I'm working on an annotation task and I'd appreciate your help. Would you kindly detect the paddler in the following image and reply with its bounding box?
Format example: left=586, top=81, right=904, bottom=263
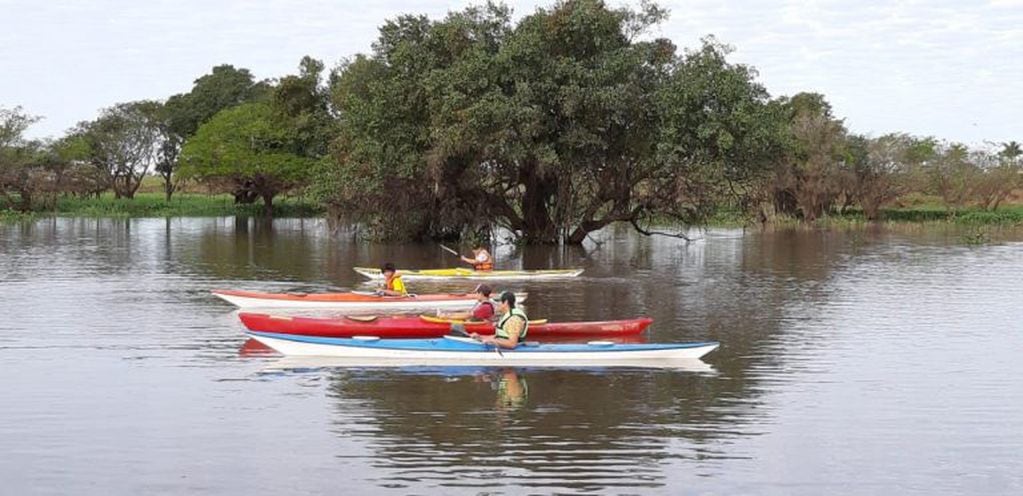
left=440, top=284, right=496, bottom=322
left=460, top=244, right=494, bottom=271
left=470, top=291, right=527, bottom=349
left=375, top=262, right=408, bottom=296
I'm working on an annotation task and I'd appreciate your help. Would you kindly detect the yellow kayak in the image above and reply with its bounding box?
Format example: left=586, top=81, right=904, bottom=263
left=353, top=267, right=584, bottom=280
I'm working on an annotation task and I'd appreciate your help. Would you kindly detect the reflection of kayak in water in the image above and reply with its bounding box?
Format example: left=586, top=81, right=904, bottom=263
left=247, top=331, right=719, bottom=368
left=238, top=338, right=276, bottom=356
left=353, top=267, right=584, bottom=280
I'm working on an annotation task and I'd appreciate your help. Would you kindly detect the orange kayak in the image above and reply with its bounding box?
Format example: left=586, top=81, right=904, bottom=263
left=212, top=289, right=527, bottom=310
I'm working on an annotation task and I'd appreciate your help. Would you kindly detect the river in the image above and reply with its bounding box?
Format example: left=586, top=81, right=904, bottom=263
left=1, top=217, right=1021, bottom=495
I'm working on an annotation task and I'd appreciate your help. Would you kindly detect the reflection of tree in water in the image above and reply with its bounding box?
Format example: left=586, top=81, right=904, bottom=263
left=188, top=217, right=330, bottom=282
left=322, top=365, right=754, bottom=493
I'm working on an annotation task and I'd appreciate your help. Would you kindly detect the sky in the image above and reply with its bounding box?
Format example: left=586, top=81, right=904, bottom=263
left=1, top=0, right=1021, bottom=146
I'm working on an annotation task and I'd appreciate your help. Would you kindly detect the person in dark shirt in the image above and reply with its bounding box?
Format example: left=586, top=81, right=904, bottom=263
left=439, top=284, right=495, bottom=322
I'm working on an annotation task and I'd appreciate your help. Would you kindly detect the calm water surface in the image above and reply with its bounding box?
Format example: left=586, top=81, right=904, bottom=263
left=1, top=217, right=1022, bottom=495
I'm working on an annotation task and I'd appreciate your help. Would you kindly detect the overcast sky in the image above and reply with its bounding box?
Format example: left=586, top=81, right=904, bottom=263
left=1, top=0, right=1020, bottom=145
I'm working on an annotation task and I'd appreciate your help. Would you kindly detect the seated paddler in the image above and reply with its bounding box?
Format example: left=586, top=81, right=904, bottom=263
left=460, top=244, right=494, bottom=271
left=470, top=291, right=528, bottom=349
left=375, top=262, right=407, bottom=296
left=440, top=284, right=496, bottom=322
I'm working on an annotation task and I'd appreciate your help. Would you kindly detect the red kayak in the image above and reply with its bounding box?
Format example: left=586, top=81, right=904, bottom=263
left=238, top=313, right=653, bottom=339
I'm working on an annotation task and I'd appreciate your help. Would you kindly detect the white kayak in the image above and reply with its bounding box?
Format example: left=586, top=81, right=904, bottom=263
left=247, top=331, right=719, bottom=366
left=260, top=355, right=717, bottom=373
left=212, top=289, right=527, bottom=310
left=353, top=267, right=584, bottom=281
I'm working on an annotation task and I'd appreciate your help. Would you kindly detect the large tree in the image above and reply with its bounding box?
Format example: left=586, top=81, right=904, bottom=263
left=0, top=106, right=43, bottom=211
left=769, top=92, right=849, bottom=221
left=77, top=100, right=164, bottom=199
left=178, top=101, right=316, bottom=216
left=324, top=0, right=785, bottom=243
left=160, top=65, right=270, bottom=200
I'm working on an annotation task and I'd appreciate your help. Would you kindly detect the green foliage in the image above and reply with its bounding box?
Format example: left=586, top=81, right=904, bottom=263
left=0, top=207, right=35, bottom=221
left=0, top=106, right=44, bottom=211
left=179, top=101, right=317, bottom=215
left=164, top=65, right=269, bottom=138
left=323, top=0, right=786, bottom=243
left=76, top=100, right=165, bottom=199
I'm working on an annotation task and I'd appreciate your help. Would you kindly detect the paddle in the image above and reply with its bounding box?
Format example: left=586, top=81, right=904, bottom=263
left=447, top=326, right=504, bottom=357
left=440, top=244, right=461, bottom=257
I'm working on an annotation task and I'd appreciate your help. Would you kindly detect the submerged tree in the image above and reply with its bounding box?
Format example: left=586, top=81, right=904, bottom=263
left=323, top=0, right=786, bottom=243
left=768, top=93, right=849, bottom=222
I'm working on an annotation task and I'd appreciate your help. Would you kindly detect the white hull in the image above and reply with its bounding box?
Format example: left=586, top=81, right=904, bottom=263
left=261, top=355, right=717, bottom=372
left=213, top=292, right=485, bottom=310
left=249, top=334, right=719, bottom=364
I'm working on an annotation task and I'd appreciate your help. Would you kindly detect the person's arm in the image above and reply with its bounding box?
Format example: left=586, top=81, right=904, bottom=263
left=460, top=255, right=475, bottom=265
left=480, top=318, right=523, bottom=349
left=379, top=278, right=407, bottom=296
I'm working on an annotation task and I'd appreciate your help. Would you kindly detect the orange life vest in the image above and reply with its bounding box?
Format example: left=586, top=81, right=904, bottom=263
left=473, top=252, right=494, bottom=271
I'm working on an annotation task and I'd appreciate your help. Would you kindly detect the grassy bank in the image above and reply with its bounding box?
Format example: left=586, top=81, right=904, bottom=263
left=2, top=192, right=322, bottom=219
left=704, top=204, right=1023, bottom=228
left=4, top=188, right=1022, bottom=229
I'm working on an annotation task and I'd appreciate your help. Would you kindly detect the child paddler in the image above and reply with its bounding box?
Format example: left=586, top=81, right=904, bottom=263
left=375, top=262, right=407, bottom=296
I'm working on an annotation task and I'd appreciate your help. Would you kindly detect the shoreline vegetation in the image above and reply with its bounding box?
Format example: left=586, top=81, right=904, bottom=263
left=3, top=186, right=1021, bottom=230
left=3, top=1, right=1021, bottom=243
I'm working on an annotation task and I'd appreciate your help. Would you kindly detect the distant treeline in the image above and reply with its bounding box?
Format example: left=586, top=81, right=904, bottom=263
left=1, top=0, right=1020, bottom=243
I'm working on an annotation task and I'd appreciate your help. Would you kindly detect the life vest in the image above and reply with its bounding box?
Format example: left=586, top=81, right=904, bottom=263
left=386, top=274, right=406, bottom=294
left=473, top=252, right=494, bottom=271
left=495, top=308, right=529, bottom=340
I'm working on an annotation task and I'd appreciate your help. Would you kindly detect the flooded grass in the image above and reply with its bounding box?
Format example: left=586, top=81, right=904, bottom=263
left=26, top=192, right=323, bottom=218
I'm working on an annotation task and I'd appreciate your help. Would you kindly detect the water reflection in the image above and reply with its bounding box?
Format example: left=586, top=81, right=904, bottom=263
left=3, top=217, right=1022, bottom=494
left=254, top=364, right=743, bottom=492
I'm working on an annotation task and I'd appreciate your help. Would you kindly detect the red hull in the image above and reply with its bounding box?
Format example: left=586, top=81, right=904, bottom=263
left=238, top=313, right=653, bottom=339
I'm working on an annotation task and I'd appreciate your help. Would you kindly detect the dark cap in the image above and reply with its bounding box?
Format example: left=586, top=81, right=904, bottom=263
left=380, top=262, right=397, bottom=273
left=473, top=284, right=492, bottom=296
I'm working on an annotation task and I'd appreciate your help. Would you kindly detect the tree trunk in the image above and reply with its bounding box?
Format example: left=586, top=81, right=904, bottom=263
left=262, top=192, right=274, bottom=217
left=862, top=198, right=881, bottom=221
left=163, top=174, right=174, bottom=202
left=519, top=163, right=558, bottom=244
left=17, top=187, right=33, bottom=212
